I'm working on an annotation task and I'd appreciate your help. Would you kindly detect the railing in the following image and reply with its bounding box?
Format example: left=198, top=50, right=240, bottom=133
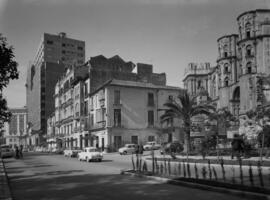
left=131, top=155, right=269, bottom=192
left=91, top=121, right=106, bottom=129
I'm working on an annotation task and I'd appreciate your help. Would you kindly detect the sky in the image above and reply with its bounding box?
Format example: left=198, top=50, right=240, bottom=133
left=0, top=0, right=269, bottom=108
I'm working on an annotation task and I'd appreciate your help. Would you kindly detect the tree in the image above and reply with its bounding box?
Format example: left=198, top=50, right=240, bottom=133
left=160, top=90, right=215, bottom=153
left=246, top=105, right=270, bottom=161
left=209, top=108, right=235, bottom=136
left=207, top=108, right=235, bottom=159
left=0, top=34, right=19, bottom=128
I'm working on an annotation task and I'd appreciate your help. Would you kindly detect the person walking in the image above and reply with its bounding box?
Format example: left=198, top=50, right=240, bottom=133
left=19, top=145, right=23, bottom=158
left=15, top=145, right=19, bottom=159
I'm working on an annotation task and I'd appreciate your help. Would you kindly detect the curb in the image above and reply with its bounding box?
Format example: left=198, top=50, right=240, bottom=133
left=121, top=170, right=270, bottom=200
left=0, top=158, right=13, bottom=200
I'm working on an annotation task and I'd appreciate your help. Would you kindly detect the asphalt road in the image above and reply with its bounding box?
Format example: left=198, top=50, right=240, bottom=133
left=3, top=152, right=247, bottom=200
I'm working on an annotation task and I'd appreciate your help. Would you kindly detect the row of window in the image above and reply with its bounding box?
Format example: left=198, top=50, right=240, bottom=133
left=46, top=40, right=84, bottom=51
left=114, top=135, right=155, bottom=147
left=222, top=44, right=253, bottom=59
left=113, top=109, right=154, bottom=127
left=62, top=50, right=84, bottom=57
left=113, top=90, right=155, bottom=106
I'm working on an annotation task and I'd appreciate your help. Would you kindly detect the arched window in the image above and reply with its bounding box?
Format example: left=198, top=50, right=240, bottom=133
left=223, top=44, right=228, bottom=57
left=246, top=45, right=252, bottom=56
left=224, top=63, right=229, bottom=73
left=246, top=62, right=252, bottom=74
left=197, top=80, right=202, bottom=89
left=212, top=77, right=216, bottom=97
left=245, top=22, right=251, bottom=38
left=75, top=103, right=79, bottom=117
left=224, top=77, right=229, bottom=87
left=238, top=47, right=242, bottom=58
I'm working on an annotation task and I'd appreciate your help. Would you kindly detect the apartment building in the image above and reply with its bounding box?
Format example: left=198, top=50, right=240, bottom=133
left=26, top=32, right=85, bottom=146
left=48, top=55, right=183, bottom=151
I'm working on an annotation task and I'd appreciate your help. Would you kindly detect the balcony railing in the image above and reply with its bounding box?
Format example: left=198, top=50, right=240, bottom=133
left=100, top=99, right=105, bottom=107
left=91, top=121, right=106, bottom=130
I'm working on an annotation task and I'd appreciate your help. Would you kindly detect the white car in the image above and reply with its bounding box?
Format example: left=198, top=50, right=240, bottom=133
left=64, top=147, right=81, bottom=157
left=118, top=144, right=136, bottom=155
left=143, top=142, right=161, bottom=151
left=0, top=145, right=13, bottom=158
left=78, top=147, right=103, bottom=162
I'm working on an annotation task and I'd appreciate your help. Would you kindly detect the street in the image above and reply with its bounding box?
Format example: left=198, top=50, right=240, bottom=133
left=3, top=152, right=247, bottom=200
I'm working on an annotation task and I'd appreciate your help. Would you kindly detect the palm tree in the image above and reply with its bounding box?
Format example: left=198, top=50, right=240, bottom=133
left=160, top=90, right=215, bottom=153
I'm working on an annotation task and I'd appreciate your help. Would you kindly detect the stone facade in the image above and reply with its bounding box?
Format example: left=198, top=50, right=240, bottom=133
left=183, top=10, right=270, bottom=116
left=183, top=9, right=270, bottom=119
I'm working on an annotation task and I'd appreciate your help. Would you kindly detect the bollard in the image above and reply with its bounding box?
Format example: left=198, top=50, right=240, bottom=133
left=178, top=162, right=181, bottom=177
left=212, top=166, right=218, bottom=181
left=208, top=160, right=212, bottom=180
left=220, top=158, right=226, bottom=181
left=131, top=154, right=135, bottom=171
left=239, top=158, right=243, bottom=185
left=248, top=162, right=254, bottom=186
left=142, top=161, right=148, bottom=173
left=160, top=163, right=164, bottom=176
left=231, top=166, right=236, bottom=184
left=164, top=159, right=167, bottom=175
left=202, top=166, right=207, bottom=179
left=194, top=162, right=199, bottom=179
left=139, top=157, right=142, bottom=172
left=174, top=163, right=177, bottom=176
left=187, top=162, right=191, bottom=178
left=257, top=161, right=264, bottom=187
left=183, top=162, right=186, bottom=178
left=168, top=159, right=171, bottom=176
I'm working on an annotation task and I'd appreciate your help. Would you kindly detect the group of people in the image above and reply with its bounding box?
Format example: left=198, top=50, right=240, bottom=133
left=135, top=144, right=144, bottom=155
left=14, top=145, right=23, bottom=159
left=231, top=134, right=252, bottom=159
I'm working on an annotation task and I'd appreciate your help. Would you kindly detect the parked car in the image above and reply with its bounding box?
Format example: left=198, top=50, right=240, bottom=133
left=118, top=144, right=136, bottom=155
left=0, top=145, right=14, bottom=159
left=160, top=142, right=184, bottom=155
left=64, top=147, right=81, bottom=157
left=143, top=141, right=161, bottom=151
left=78, top=147, right=103, bottom=162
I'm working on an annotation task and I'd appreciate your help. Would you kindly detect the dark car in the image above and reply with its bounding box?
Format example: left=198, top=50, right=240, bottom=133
left=160, top=142, right=184, bottom=155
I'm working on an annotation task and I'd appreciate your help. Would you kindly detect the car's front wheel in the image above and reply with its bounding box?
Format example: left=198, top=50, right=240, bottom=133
left=123, top=151, right=127, bottom=155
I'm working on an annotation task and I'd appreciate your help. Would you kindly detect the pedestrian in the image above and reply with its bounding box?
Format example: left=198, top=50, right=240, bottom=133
left=135, top=144, right=139, bottom=155
left=231, top=134, right=243, bottom=159
left=19, top=145, right=23, bottom=158
left=15, top=145, right=19, bottom=159
left=139, top=144, right=144, bottom=155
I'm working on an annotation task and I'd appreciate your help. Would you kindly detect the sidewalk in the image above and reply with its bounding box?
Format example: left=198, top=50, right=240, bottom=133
left=0, top=158, right=12, bottom=200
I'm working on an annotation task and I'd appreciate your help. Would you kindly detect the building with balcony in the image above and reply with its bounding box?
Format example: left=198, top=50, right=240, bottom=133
left=26, top=32, right=85, bottom=146
left=48, top=55, right=182, bottom=151
left=183, top=9, right=270, bottom=140
left=65, top=79, right=182, bottom=151
left=2, top=107, right=27, bottom=148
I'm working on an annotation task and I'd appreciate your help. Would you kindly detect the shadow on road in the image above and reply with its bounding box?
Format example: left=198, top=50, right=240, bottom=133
left=4, top=154, right=246, bottom=200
